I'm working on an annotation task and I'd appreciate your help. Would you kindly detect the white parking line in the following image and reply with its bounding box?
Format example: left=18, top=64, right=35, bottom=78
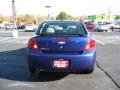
left=0, top=37, right=13, bottom=42
left=95, top=39, right=106, bottom=45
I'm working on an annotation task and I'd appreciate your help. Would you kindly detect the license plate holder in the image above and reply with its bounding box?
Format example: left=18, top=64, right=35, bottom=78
left=53, top=59, right=69, bottom=68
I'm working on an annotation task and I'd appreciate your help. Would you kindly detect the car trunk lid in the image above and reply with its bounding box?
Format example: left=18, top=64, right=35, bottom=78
left=36, top=35, right=87, bottom=54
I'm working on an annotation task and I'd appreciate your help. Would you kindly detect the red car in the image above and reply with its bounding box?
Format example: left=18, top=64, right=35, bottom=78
left=84, top=22, right=94, bottom=31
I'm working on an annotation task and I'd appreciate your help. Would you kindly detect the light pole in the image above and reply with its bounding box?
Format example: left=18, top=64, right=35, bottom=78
left=108, top=6, right=111, bottom=21
left=12, top=0, right=18, bottom=39
left=45, top=5, right=52, bottom=19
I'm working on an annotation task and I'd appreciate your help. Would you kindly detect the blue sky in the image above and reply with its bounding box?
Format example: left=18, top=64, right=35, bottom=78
left=0, top=0, right=120, bottom=16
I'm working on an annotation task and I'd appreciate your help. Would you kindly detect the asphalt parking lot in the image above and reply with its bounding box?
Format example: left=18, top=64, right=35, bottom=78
left=0, top=29, right=120, bottom=90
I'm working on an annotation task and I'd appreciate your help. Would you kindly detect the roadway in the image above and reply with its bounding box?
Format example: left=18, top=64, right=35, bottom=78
left=0, top=29, right=120, bottom=90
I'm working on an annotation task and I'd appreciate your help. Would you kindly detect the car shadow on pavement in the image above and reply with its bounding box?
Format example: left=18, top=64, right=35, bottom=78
left=30, top=72, right=69, bottom=82
left=0, top=48, right=68, bottom=82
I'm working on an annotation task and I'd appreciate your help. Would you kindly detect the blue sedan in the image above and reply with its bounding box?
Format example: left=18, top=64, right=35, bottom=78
left=27, top=20, right=96, bottom=75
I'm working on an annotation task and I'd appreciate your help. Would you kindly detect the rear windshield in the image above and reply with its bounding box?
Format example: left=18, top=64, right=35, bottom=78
left=38, top=22, right=87, bottom=35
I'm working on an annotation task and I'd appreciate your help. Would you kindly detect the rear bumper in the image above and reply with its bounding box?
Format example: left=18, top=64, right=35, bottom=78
left=27, top=49, right=96, bottom=72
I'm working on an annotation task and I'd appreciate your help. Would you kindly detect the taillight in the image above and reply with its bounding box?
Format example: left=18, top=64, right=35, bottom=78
left=84, top=38, right=96, bottom=50
left=28, top=38, right=39, bottom=50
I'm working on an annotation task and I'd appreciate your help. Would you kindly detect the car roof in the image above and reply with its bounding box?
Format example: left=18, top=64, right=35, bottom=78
left=42, top=20, right=83, bottom=24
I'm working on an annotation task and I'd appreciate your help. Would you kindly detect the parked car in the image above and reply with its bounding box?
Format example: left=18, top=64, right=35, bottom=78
left=94, top=23, right=111, bottom=32
left=110, top=22, right=120, bottom=30
left=84, top=22, right=94, bottom=31
left=17, top=25, right=25, bottom=29
left=0, top=23, right=5, bottom=29
left=25, top=24, right=35, bottom=32
left=5, top=23, right=15, bottom=30
left=27, top=20, right=96, bottom=76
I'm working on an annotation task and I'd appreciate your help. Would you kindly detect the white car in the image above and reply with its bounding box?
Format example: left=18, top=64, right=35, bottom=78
left=111, top=23, right=120, bottom=29
left=25, top=24, right=35, bottom=32
left=0, top=23, right=5, bottom=28
left=5, top=23, right=16, bottom=30
left=94, top=23, right=111, bottom=32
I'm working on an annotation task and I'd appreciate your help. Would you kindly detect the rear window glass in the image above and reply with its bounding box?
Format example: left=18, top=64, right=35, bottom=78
left=39, top=22, right=87, bottom=35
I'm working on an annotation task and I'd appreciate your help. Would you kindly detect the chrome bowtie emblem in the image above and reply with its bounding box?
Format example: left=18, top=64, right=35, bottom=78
left=58, top=41, right=66, bottom=45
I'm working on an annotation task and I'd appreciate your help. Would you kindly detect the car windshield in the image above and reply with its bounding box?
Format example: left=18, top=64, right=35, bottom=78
left=39, top=22, right=86, bottom=35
